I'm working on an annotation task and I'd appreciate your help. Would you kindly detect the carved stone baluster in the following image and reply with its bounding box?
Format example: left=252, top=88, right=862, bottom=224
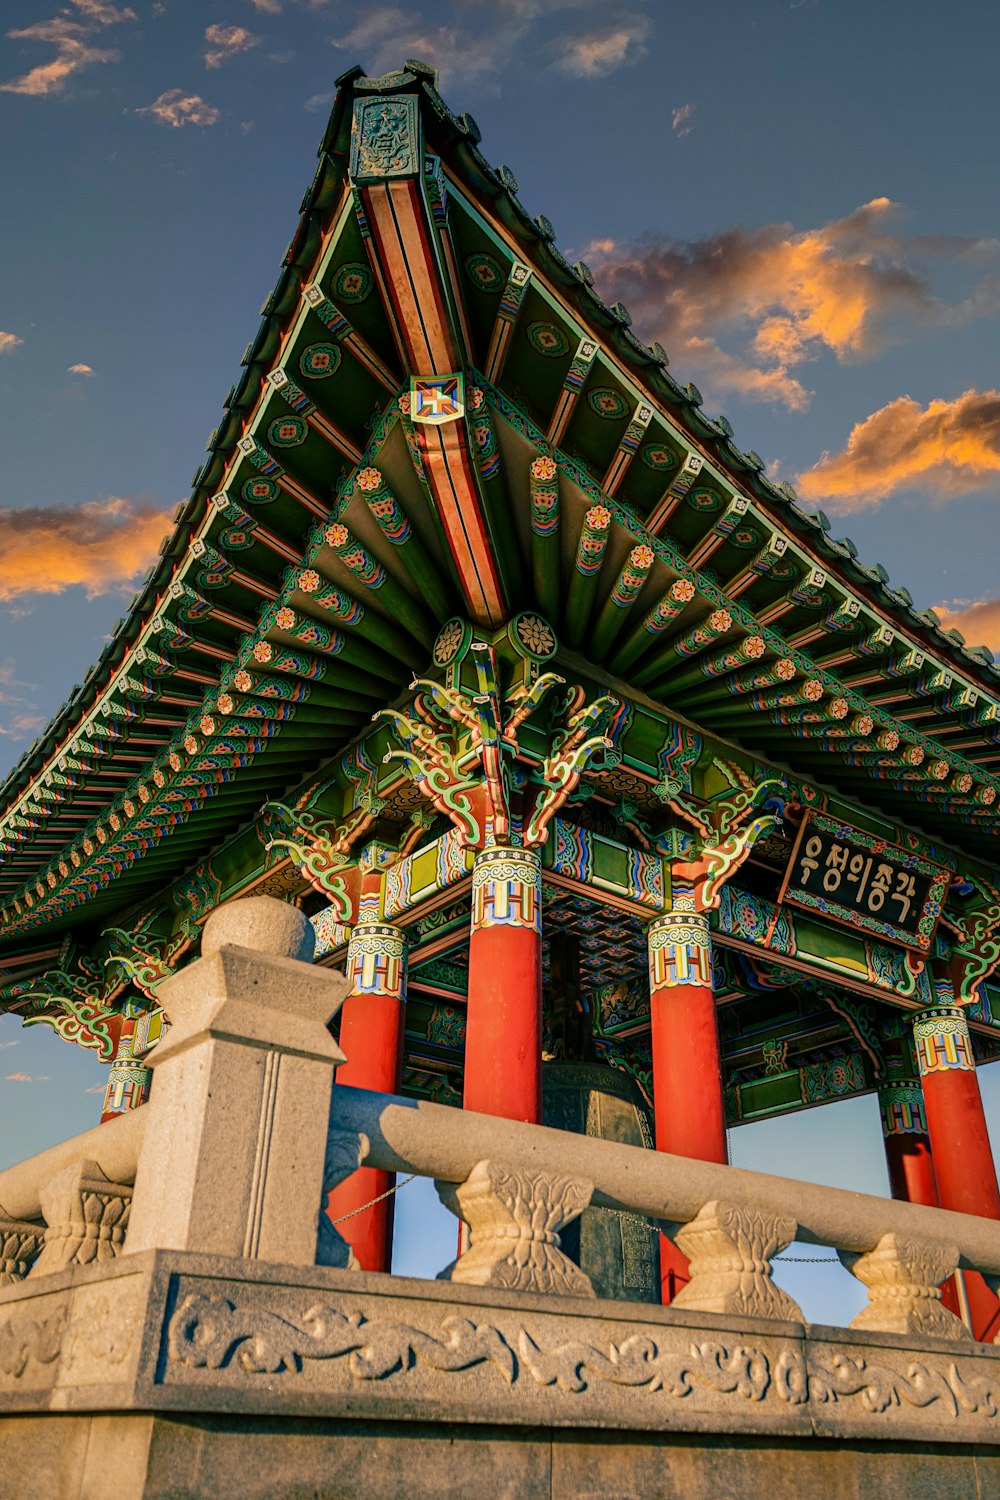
left=839, top=1232, right=971, bottom=1340
left=316, top=1129, right=369, bottom=1271
left=671, top=1199, right=804, bottom=1321
left=436, top=1159, right=596, bottom=1297
left=31, top=1159, right=132, bottom=1276
left=0, top=1213, right=45, bottom=1284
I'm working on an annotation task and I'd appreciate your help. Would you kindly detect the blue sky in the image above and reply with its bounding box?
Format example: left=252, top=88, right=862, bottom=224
left=3, top=0, right=1000, bottom=1317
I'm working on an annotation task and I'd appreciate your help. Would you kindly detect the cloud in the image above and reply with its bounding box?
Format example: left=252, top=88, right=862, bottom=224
left=72, top=0, right=136, bottom=20
left=68, top=362, right=94, bottom=375
left=329, top=1, right=654, bottom=88
left=671, top=102, right=693, bottom=137
left=0, top=332, right=23, bottom=353
left=0, top=496, right=173, bottom=601
left=0, top=0, right=134, bottom=97
left=85, top=1083, right=106, bottom=1093
left=796, top=390, right=1000, bottom=508
left=137, top=89, right=220, bottom=128
left=585, top=199, right=1000, bottom=411
left=303, top=90, right=331, bottom=112
left=551, top=17, right=651, bottom=77
left=5, top=1072, right=48, bottom=1083
left=934, top=598, right=1000, bottom=656
left=250, top=0, right=281, bottom=9
left=0, top=1040, right=19, bottom=1049
left=204, top=23, right=259, bottom=68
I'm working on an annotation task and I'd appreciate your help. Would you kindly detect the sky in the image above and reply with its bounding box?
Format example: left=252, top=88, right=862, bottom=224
left=3, top=0, right=1000, bottom=1324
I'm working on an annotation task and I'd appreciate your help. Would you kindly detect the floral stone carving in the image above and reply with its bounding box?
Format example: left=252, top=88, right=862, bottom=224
left=32, top=1158, right=132, bottom=1276
left=0, top=1215, right=45, bottom=1284
left=839, top=1232, right=970, bottom=1341
left=436, top=1159, right=596, bottom=1297
left=671, top=1200, right=803, bottom=1322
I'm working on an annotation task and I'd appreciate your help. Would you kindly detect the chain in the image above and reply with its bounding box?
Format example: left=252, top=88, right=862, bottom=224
left=328, top=1174, right=418, bottom=1225
left=328, top=1178, right=841, bottom=1259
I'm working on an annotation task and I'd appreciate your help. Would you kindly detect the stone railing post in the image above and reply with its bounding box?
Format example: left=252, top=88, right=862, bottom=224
left=840, top=1232, right=971, bottom=1341
left=669, top=1200, right=804, bottom=1321
left=125, top=896, right=350, bottom=1267
left=0, top=1215, right=45, bottom=1285
left=436, top=1159, right=596, bottom=1297
left=30, top=1160, right=132, bottom=1276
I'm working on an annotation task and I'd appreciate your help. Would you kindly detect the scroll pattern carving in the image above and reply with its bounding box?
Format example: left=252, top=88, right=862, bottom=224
left=0, top=1304, right=67, bottom=1380
left=839, top=1232, right=970, bottom=1341
left=671, top=1200, right=804, bottom=1322
left=32, top=1159, right=132, bottom=1275
left=436, top=1159, right=595, bottom=1297
left=519, top=1331, right=771, bottom=1398
left=162, top=1291, right=1000, bottom=1423
left=168, top=1293, right=515, bottom=1380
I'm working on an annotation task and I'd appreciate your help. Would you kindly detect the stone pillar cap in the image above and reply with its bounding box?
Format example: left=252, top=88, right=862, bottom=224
left=202, top=895, right=315, bottom=963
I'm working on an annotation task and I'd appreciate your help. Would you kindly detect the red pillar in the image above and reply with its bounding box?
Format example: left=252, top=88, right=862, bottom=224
left=647, top=908, right=726, bottom=1303
left=913, top=1003, right=1000, bottom=1340
left=326, top=918, right=408, bottom=1272
left=100, top=1013, right=153, bottom=1124
left=463, top=846, right=542, bottom=1123
left=877, top=1077, right=939, bottom=1208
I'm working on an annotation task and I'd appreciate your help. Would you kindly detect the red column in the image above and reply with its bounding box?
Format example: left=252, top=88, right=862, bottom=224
left=913, top=1003, right=1000, bottom=1340
left=647, top=908, right=726, bottom=1303
left=463, top=846, right=542, bottom=1123
left=326, top=919, right=408, bottom=1272
left=100, top=1013, right=153, bottom=1124
left=877, top=1077, right=939, bottom=1208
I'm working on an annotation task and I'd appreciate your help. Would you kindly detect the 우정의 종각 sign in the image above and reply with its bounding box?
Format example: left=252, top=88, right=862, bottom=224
left=778, top=811, right=951, bottom=952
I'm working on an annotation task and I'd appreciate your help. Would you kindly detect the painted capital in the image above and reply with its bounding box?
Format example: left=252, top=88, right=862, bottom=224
left=345, top=922, right=408, bottom=1002
left=647, top=909, right=712, bottom=990
left=877, top=1079, right=928, bottom=1137
left=912, top=1006, right=976, bottom=1076
left=471, top=846, right=541, bottom=934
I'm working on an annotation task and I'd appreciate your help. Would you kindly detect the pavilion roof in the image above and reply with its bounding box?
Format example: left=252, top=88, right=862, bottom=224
left=1, top=59, right=999, bottom=951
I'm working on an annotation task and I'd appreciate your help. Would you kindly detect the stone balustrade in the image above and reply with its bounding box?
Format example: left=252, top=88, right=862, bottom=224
left=1, top=893, right=998, bottom=1351
left=329, top=1085, right=1000, bottom=1342
left=5, top=895, right=1000, bottom=1496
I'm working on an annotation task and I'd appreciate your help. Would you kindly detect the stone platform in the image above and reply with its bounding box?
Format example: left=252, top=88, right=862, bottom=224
left=4, top=1249, right=1000, bottom=1499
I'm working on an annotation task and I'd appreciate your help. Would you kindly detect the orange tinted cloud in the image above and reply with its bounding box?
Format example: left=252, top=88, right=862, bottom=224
left=934, top=598, right=1000, bottom=655
left=204, top=23, right=259, bottom=68
left=137, top=89, right=220, bottom=128
left=586, top=199, right=999, bottom=411
left=0, top=497, right=172, bottom=601
left=1, top=1, right=133, bottom=97
left=0, top=333, right=22, bottom=353
left=552, top=18, right=651, bottom=78
left=797, top=390, right=1000, bottom=507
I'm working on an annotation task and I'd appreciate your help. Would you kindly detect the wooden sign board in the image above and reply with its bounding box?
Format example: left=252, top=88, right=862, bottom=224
left=778, top=810, right=950, bottom=953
